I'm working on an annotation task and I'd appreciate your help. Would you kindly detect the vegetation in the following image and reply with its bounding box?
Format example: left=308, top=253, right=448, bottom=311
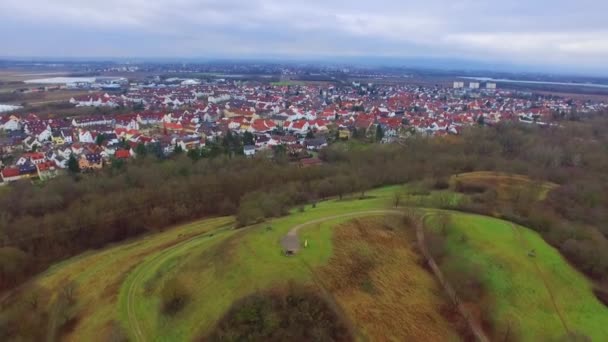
left=2, top=182, right=607, bottom=340
left=1, top=114, right=608, bottom=341
left=203, top=285, right=352, bottom=342
left=425, top=212, right=608, bottom=341
left=0, top=217, right=233, bottom=341
left=317, top=217, right=463, bottom=340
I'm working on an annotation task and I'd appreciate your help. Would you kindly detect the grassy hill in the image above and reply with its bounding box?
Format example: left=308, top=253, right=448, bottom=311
left=425, top=212, right=608, bottom=341
left=2, top=177, right=607, bottom=341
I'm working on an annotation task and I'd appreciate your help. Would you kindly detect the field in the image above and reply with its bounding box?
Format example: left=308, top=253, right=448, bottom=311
left=425, top=212, right=608, bottom=340
left=451, top=171, right=558, bottom=201
left=316, top=217, right=462, bottom=341
left=2, top=175, right=607, bottom=341
left=0, top=217, right=234, bottom=341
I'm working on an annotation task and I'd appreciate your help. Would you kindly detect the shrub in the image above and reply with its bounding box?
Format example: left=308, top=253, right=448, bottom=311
left=203, top=285, right=352, bottom=341
left=160, top=277, right=190, bottom=316
left=454, top=180, right=488, bottom=194
left=433, top=178, right=450, bottom=190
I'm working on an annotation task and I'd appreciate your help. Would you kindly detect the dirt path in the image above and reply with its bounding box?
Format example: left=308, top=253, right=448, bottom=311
left=282, top=209, right=490, bottom=342
left=124, top=227, right=233, bottom=342
left=419, top=214, right=490, bottom=342
left=510, top=224, right=570, bottom=335
left=280, top=210, right=402, bottom=253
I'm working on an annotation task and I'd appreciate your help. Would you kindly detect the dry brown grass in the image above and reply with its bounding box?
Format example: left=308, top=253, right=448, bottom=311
left=317, top=217, right=461, bottom=341
left=452, top=171, right=558, bottom=202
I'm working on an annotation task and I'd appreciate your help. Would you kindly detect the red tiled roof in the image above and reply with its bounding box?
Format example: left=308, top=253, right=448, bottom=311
left=115, top=149, right=130, bottom=159
left=2, top=168, right=20, bottom=178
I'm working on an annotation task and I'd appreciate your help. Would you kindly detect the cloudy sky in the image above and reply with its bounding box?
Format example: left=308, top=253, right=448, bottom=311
left=2, top=0, right=607, bottom=73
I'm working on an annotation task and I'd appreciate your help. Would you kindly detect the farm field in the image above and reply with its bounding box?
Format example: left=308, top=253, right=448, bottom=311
left=425, top=212, right=608, bottom=341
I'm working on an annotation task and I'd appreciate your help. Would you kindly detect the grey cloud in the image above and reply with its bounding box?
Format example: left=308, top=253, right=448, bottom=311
left=2, top=0, right=608, bottom=72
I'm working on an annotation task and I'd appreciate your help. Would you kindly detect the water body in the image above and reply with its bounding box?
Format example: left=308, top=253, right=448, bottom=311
left=461, top=77, right=608, bottom=89
left=24, top=77, right=97, bottom=84
left=23, top=76, right=126, bottom=84
left=0, top=104, right=21, bottom=113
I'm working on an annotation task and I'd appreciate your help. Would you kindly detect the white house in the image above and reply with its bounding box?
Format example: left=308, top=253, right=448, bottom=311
left=78, top=130, right=95, bottom=143
left=36, top=128, right=53, bottom=142
left=1, top=116, right=21, bottom=131
left=243, top=145, right=256, bottom=156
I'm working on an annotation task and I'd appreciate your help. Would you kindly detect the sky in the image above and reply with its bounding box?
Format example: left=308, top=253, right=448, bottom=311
left=2, top=0, right=608, bottom=74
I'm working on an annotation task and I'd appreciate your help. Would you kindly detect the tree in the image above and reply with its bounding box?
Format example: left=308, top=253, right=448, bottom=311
left=375, top=125, right=384, bottom=142
left=187, top=147, right=201, bottom=161
left=95, top=133, right=106, bottom=146
left=393, top=190, right=403, bottom=208
left=132, top=102, right=145, bottom=111
left=243, top=131, right=255, bottom=146
left=135, top=143, right=147, bottom=158
left=334, top=176, right=351, bottom=200
left=306, top=130, right=315, bottom=139
left=174, top=144, right=184, bottom=155
left=67, top=154, right=80, bottom=173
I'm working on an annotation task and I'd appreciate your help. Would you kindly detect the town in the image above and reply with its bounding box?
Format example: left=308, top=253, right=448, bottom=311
left=1, top=73, right=606, bottom=184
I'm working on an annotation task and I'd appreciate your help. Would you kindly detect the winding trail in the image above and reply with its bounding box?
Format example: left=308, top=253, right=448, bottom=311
left=123, top=226, right=233, bottom=342
left=282, top=208, right=490, bottom=342
left=280, top=210, right=402, bottom=253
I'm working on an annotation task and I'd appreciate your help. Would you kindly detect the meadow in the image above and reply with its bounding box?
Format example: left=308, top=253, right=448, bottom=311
left=425, top=212, right=608, bottom=341
left=2, top=177, right=608, bottom=341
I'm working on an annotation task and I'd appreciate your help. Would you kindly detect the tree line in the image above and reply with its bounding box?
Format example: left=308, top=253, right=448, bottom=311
left=1, top=113, right=608, bottom=293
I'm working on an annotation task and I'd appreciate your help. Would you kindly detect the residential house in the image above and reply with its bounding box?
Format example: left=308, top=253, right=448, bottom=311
left=79, top=153, right=103, bottom=171
left=243, top=145, right=256, bottom=157
left=304, top=137, right=328, bottom=151
left=36, top=161, right=59, bottom=181
left=1, top=167, right=22, bottom=183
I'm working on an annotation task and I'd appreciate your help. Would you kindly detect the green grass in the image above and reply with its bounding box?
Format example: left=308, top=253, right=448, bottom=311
left=119, top=190, right=401, bottom=341
left=4, top=182, right=605, bottom=341
left=426, top=212, right=608, bottom=341
left=12, top=217, right=234, bottom=342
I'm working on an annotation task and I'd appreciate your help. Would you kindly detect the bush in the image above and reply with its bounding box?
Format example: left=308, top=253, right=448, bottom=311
left=236, top=204, right=265, bottom=227
left=203, top=285, right=352, bottom=341
left=454, top=180, right=488, bottom=194
left=433, top=178, right=450, bottom=190
left=160, top=277, right=190, bottom=316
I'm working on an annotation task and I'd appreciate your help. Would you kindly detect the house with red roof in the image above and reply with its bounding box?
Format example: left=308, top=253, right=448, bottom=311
left=36, top=161, right=59, bottom=181
left=1, top=167, right=22, bottom=183
left=285, top=120, right=310, bottom=135
left=248, top=119, right=277, bottom=133
left=115, top=149, right=131, bottom=160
